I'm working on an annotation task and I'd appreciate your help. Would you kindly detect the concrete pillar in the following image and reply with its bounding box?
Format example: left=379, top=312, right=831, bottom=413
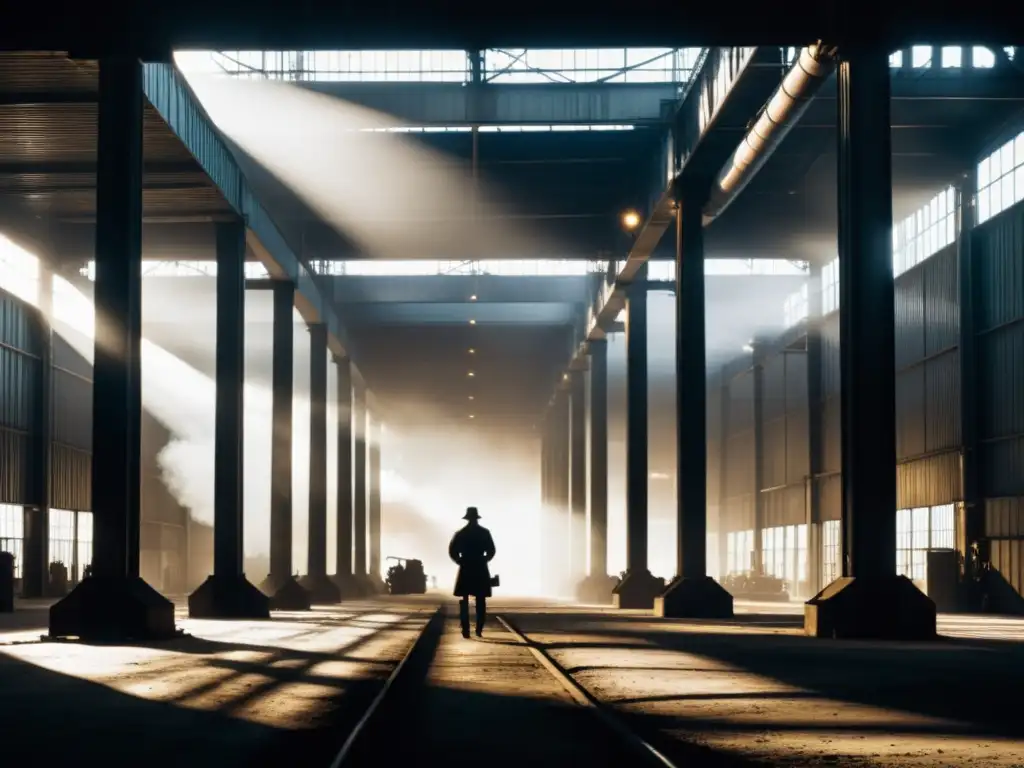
left=188, top=221, right=269, bottom=619
left=613, top=266, right=662, bottom=608
left=297, top=323, right=340, bottom=603
left=577, top=339, right=616, bottom=603
left=569, top=369, right=587, bottom=582
left=50, top=57, right=176, bottom=640
left=804, top=49, right=935, bottom=639
left=353, top=380, right=369, bottom=591
left=806, top=262, right=825, bottom=593
left=553, top=389, right=571, bottom=592
left=23, top=264, right=52, bottom=599
left=333, top=357, right=361, bottom=597
left=656, top=193, right=733, bottom=618
left=259, top=280, right=310, bottom=609
left=367, top=416, right=386, bottom=593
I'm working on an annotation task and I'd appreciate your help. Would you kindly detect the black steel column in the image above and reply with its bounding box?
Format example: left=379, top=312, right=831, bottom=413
left=353, top=380, right=368, bottom=585
left=806, top=262, right=825, bottom=593
left=625, top=278, right=648, bottom=574
left=957, top=170, right=982, bottom=597
left=656, top=195, right=732, bottom=617
left=614, top=266, right=662, bottom=608
left=588, top=340, right=609, bottom=580
left=752, top=358, right=765, bottom=572
left=569, top=369, right=587, bottom=582
left=49, top=57, right=176, bottom=640
left=24, top=265, right=52, bottom=598
left=804, top=48, right=935, bottom=639
left=188, top=221, right=269, bottom=618
left=368, top=416, right=383, bottom=591
left=299, top=323, right=339, bottom=603
left=717, top=375, right=731, bottom=577
left=258, top=280, right=310, bottom=609
left=552, top=389, right=571, bottom=592
left=334, top=357, right=359, bottom=597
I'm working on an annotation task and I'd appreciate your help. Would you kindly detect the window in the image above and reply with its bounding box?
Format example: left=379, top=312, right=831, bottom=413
left=483, top=48, right=703, bottom=84
left=49, top=509, right=75, bottom=571
left=0, top=233, right=41, bottom=305
left=726, top=529, right=754, bottom=575
left=896, top=504, right=956, bottom=584
left=972, top=46, right=996, bottom=68
left=821, top=258, right=840, bottom=315
left=0, top=504, right=24, bottom=580
left=941, top=47, right=962, bottom=68
left=795, top=524, right=808, bottom=589
left=977, top=129, right=1024, bottom=224
left=889, top=51, right=904, bottom=68
left=177, top=50, right=471, bottom=83
left=821, top=520, right=841, bottom=586
left=783, top=282, right=809, bottom=328
left=892, top=186, right=957, bottom=277
left=911, top=46, right=933, bottom=68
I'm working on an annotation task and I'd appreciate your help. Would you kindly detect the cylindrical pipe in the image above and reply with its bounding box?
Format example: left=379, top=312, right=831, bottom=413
left=703, top=44, right=838, bottom=224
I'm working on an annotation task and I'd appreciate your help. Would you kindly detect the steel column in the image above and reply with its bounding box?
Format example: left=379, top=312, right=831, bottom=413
left=49, top=56, right=177, bottom=641
left=569, top=369, right=587, bottom=581
left=751, top=359, right=765, bottom=573
left=353, top=381, right=368, bottom=579
left=624, top=276, right=648, bottom=574
left=269, top=280, right=294, bottom=581
left=334, top=357, right=356, bottom=595
left=368, top=417, right=383, bottom=589
left=804, top=48, right=935, bottom=639
left=806, top=261, right=825, bottom=592
left=588, top=339, right=609, bottom=578
left=258, top=280, right=310, bottom=609
left=24, top=266, right=52, bottom=598
left=299, top=323, right=340, bottom=602
left=655, top=195, right=732, bottom=618
left=551, top=389, right=570, bottom=592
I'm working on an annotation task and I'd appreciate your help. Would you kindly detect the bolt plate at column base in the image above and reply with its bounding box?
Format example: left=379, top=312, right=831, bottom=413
left=298, top=573, right=342, bottom=604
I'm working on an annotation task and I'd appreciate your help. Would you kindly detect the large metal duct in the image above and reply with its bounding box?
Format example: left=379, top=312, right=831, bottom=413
left=703, top=43, right=839, bottom=224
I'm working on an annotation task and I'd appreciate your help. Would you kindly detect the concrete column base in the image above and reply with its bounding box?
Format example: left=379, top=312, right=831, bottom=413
left=654, top=575, right=734, bottom=619
left=188, top=574, right=270, bottom=620
left=804, top=575, right=937, bottom=640
left=612, top=569, right=665, bottom=610
left=298, top=573, right=342, bottom=604
left=332, top=573, right=366, bottom=599
left=49, top=575, right=178, bottom=641
left=258, top=573, right=311, bottom=611
left=576, top=573, right=619, bottom=605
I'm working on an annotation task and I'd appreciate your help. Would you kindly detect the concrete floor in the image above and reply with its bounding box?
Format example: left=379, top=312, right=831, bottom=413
left=2, top=596, right=1023, bottom=766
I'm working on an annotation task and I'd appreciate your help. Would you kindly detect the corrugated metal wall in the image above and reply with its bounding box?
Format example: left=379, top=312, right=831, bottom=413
left=894, top=243, right=963, bottom=508
left=51, top=334, right=92, bottom=510
left=721, top=368, right=755, bottom=531
left=0, top=288, right=38, bottom=504
left=975, top=203, right=1024, bottom=499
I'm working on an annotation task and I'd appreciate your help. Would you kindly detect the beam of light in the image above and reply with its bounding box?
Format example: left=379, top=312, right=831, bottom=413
left=180, top=72, right=559, bottom=260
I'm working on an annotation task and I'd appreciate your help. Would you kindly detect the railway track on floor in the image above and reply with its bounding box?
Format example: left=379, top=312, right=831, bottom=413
left=329, top=605, right=678, bottom=768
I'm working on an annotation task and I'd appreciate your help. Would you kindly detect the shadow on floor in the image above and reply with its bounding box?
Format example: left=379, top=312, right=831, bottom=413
left=513, top=612, right=1024, bottom=742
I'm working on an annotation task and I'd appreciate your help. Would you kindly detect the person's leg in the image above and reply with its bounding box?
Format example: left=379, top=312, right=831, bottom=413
left=475, top=595, right=486, bottom=636
left=459, top=596, right=470, bottom=637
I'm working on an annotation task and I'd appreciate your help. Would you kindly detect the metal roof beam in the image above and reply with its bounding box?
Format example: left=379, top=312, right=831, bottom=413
left=140, top=62, right=369, bottom=393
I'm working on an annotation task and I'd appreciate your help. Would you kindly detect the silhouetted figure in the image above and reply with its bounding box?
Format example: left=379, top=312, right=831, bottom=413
left=449, top=507, right=496, bottom=638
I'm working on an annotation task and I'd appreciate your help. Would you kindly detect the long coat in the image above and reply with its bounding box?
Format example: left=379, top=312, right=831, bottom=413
left=449, top=523, right=496, bottom=598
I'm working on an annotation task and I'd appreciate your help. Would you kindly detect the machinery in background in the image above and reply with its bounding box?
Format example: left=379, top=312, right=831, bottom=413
left=385, top=556, right=428, bottom=595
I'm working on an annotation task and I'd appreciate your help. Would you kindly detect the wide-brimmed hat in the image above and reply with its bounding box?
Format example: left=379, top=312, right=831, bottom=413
left=463, top=507, right=481, bottom=520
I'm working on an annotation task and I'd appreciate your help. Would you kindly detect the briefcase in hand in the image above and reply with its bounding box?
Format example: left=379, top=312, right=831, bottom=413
left=490, top=574, right=500, bottom=588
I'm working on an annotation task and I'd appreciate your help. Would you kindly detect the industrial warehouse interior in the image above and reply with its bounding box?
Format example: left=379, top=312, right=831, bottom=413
left=2, top=10, right=1024, bottom=766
